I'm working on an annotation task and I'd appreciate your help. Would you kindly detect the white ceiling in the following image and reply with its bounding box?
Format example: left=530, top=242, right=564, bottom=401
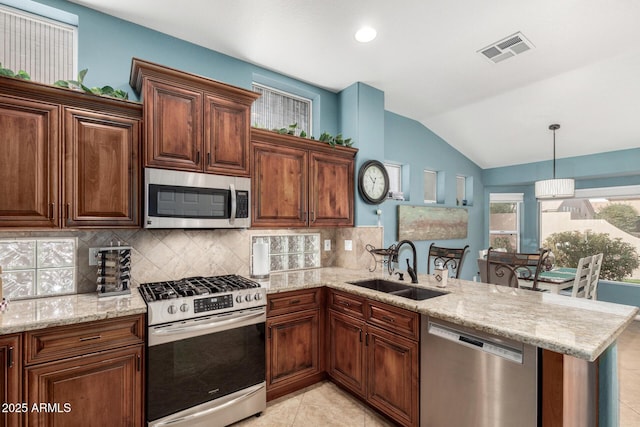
left=70, top=0, right=640, bottom=169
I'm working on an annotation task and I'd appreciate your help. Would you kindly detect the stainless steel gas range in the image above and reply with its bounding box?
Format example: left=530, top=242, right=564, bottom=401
left=139, top=275, right=267, bottom=427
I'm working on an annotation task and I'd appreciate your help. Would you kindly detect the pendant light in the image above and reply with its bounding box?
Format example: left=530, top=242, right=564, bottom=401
left=535, top=124, right=575, bottom=199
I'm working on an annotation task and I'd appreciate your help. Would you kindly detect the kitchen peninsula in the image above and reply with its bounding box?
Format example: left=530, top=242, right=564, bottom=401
left=1, top=267, right=636, bottom=427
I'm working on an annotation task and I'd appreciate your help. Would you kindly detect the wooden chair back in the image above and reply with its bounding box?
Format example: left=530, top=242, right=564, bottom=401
left=427, top=243, right=469, bottom=279
left=569, top=255, right=593, bottom=298
left=586, top=253, right=604, bottom=300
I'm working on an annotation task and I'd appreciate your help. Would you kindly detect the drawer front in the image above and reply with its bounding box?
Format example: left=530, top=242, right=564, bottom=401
left=328, top=289, right=366, bottom=320
left=366, top=300, right=419, bottom=341
left=24, top=314, right=145, bottom=365
left=267, top=288, right=322, bottom=317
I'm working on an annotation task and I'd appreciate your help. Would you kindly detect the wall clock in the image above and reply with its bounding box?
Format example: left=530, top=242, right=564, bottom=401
left=357, top=160, right=389, bottom=204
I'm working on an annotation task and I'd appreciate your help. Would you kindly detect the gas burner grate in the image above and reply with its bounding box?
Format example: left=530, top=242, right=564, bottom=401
left=139, top=274, right=261, bottom=302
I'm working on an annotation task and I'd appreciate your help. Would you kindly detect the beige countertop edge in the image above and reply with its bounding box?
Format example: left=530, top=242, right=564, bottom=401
left=0, top=292, right=148, bottom=335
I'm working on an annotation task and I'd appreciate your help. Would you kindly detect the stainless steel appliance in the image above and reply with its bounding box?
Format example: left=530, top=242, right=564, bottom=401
left=139, top=275, right=266, bottom=427
left=144, top=167, right=250, bottom=229
left=421, top=317, right=538, bottom=427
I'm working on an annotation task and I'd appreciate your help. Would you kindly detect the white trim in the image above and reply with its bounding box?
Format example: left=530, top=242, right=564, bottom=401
left=575, top=185, right=640, bottom=199
left=490, top=192, right=524, bottom=203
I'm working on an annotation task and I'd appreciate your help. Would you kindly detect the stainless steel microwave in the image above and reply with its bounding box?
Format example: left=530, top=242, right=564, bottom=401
left=144, top=168, right=250, bottom=229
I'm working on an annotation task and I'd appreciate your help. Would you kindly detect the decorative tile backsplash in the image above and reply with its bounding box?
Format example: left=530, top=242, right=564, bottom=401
left=0, top=227, right=383, bottom=296
left=0, top=238, right=76, bottom=299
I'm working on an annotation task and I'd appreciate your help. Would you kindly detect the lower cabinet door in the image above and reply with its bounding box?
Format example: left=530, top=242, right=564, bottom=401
left=267, top=309, right=321, bottom=399
left=328, top=310, right=366, bottom=397
left=366, top=325, right=418, bottom=427
left=0, top=334, right=22, bottom=427
left=24, top=345, right=143, bottom=427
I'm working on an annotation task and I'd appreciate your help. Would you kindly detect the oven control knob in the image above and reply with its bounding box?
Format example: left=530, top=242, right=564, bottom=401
left=236, top=295, right=243, bottom=303
left=245, top=294, right=252, bottom=302
left=254, top=293, right=262, bottom=301
left=167, top=305, right=177, bottom=314
left=180, top=303, right=189, bottom=313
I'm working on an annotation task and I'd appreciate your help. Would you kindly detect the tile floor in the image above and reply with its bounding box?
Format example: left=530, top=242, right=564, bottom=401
left=234, top=320, right=640, bottom=427
left=619, top=320, right=640, bottom=426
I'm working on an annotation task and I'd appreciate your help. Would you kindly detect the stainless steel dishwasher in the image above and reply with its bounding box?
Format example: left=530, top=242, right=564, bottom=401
left=421, top=317, right=538, bottom=427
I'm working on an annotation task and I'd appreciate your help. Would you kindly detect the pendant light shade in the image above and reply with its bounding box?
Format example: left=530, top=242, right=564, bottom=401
left=535, top=124, right=575, bottom=199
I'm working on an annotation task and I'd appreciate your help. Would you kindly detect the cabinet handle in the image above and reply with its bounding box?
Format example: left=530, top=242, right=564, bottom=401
left=137, top=354, right=141, bottom=372
left=79, top=335, right=101, bottom=342
left=7, top=346, right=13, bottom=368
left=359, top=329, right=363, bottom=342
left=268, top=326, right=272, bottom=340
left=65, top=203, right=70, bottom=224
left=48, top=203, right=54, bottom=220
left=207, top=152, right=211, bottom=166
left=365, top=333, right=369, bottom=346
left=289, top=299, right=300, bottom=305
left=382, top=315, right=396, bottom=323
left=338, top=300, right=350, bottom=307
left=311, top=211, right=316, bottom=222
left=196, top=151, right=201, bottom=164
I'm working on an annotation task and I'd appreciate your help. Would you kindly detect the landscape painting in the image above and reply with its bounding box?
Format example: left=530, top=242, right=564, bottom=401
left=398, top=205, right=468, bottom=241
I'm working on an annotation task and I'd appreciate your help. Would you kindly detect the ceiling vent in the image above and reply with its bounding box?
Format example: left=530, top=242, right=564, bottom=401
left=478, top=32, right=534, bottom=64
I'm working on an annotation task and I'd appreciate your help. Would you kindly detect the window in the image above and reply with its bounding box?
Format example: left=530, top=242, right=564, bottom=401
left=457, top=175, right=466, bottom=205
left=539, top=185, right=640, bottom=283
left=251, top=83, right=312, bottom=137
left=0, top=3, right=78, bottom=84
left=0, top=237, right=77, bottom=299
left=424, top=170, right=437, bottom=203
left=384, top=162, right=402, bottom=199
left=489, top=193, right=522, bottom=252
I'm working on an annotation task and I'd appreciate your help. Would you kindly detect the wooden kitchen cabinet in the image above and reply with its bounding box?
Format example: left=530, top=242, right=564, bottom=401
left=0, top=334, right=22, bottom=427
left=327, top=290, right=419, bottom=427
left=0, top=76, right=142, bottom=230
left=266, top=288, right=325, bottom=400
left=23, top=314, right=145, bottom=427
left=0, top=95, right=59, bottom=228
left=251, top=128, right=356, bottom=228
left=64, top=108, right=140, bottom=227
left=130, top=58, right=260, bottom=176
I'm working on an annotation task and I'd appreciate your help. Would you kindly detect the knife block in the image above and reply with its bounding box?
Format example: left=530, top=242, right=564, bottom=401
left=95, top=246, right=132, bottom=297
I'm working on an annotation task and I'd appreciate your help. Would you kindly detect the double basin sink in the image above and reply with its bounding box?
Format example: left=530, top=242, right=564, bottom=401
left=348, top=279, right=447, bottom=301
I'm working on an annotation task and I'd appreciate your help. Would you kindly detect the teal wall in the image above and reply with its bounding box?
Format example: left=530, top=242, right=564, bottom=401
left=24, top=1, right=639, bottom=287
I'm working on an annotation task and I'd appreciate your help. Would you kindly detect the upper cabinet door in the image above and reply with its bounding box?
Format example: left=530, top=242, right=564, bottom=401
left=252, top=141, right=308, bottom=228
left=0, top=96, right=59, bottom=228
left=144, top=79, right=202, bottom=171
left=64, top=108, right=140, bottom=228
left=204, top=94, right=251, bottom=176
left=309, top=152, right=354, bottom=227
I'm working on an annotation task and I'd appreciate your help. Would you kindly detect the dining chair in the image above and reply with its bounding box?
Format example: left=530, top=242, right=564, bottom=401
left=586, top=253, right=604, bottom=300
left=481, top=247, right=550, bottom=290
left=477, top=258, right=521, bottom=288
left=427, top=243, right=469, bottom=279
left=559, top=253, right=604, bottom=299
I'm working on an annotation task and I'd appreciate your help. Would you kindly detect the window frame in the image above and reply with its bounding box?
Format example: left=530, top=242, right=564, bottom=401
left=489, top=193, right=523, bottom=252
left=423, top=169, right=438, bottom=204
left=251, top=82, right=313, bottom=136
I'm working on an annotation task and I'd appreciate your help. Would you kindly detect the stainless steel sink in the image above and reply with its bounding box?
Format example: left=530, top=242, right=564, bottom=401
left=348, top=279, right=447, bottom=301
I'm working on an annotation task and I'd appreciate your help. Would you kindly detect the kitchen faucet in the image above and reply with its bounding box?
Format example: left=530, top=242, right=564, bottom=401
left=393, top=240, right=418, bottom=283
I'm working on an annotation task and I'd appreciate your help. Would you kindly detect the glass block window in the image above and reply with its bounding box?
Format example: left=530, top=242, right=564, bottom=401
left=0, top=4, right=78, bottom=84
left=252, top=233, right=320, bottom=273
left=251, top=83, right=312, bottom=137
left=0, top=238, right=76, bottom=300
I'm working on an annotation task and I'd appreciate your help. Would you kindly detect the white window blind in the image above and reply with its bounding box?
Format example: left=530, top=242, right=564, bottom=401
left=251, top=83, right=312, bottom=136
left=0, top=4, right=77, bottom=84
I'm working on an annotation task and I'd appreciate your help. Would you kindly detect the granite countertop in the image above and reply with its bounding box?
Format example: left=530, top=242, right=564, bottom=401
left=260, top=267, right=639, bottom=362
left=0, top=291, right=147, bottom=334
left=1, top=267, right=637, bottom=362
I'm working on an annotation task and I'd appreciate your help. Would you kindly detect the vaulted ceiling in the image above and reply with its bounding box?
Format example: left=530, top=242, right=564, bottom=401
left=70, top=0, right=640, bottom=168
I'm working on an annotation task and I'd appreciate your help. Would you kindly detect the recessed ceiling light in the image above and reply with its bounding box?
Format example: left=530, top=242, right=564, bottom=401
left=355, top=26, right=377, bottom=43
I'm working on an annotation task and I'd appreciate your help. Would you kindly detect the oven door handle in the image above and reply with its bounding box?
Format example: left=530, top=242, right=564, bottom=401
left=151, top=309, right=265, bottom=338
left=229, top=183, right=236, bottom=225
left=152, top=382, right=264, bottom=426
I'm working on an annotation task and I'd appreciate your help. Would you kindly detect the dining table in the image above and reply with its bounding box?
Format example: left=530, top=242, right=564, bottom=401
left=520, top=267, right=577, bottom=294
